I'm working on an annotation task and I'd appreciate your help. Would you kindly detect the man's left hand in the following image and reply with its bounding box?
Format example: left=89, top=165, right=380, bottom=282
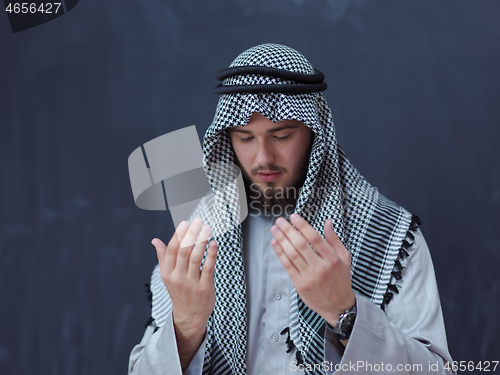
left=270, top=213, right=356, bottom=327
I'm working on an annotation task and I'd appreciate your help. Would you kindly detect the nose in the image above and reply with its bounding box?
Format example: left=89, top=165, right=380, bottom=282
left=255, top=139, right=275, bottom=167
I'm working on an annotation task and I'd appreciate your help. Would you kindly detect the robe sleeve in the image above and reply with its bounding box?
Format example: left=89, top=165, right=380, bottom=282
left=128, top=311, right=206, bottom=375
left=323, top=228, right=456, bottom=374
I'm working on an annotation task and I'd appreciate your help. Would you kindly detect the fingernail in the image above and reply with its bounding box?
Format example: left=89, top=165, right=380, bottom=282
left=151, top=239, right=159, bottom=247
left=271, top=225, right=279, bottom=233
left=290, top=214, right=300, bottom=223
left=276, top=217, right=286, bottom=226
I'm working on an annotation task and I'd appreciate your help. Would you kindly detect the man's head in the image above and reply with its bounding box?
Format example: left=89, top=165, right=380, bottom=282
left=228, top=112, right=314, bottom=212
left=204, top=43, right=333, bottom=221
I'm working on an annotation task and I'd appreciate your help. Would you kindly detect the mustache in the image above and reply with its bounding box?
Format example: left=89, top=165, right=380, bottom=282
left=251, top=165, right=286, bottom=175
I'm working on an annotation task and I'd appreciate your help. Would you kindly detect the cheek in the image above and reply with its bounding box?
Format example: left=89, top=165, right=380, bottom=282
left=281, top=142, right=308, bottom=166
left=232, top=144, right=255, bottom=170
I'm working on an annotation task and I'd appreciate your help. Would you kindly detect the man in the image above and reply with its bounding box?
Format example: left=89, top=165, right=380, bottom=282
left=129, top=44, right=454, bottom=374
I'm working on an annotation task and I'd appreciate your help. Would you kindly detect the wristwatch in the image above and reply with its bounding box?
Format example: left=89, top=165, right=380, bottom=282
left=326, top=302, right=357, bottom=341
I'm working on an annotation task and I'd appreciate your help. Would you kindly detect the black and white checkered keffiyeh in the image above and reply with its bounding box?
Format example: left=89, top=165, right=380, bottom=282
left=148, top=44, right=420, bottom=374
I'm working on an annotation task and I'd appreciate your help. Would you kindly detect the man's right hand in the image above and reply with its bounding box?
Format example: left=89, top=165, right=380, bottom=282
left=151, top=218, right=218, bottom=371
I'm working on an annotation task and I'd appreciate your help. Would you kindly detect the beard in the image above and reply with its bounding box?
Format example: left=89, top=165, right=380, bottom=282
left=239, top=153, right=311, bottom=218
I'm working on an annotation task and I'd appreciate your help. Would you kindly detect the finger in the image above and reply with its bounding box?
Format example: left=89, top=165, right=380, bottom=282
left=155, top=221, right=189, bottom=274
left=275, top=216, right=321, bottom=265
left=168, top=220, right=190, bottom=250
left=200, top=240, right=218, bottom=283
left=187, top=224, right=211, bottom=281
left=289, top=214, right=330, bottom=258
left=271, top=238, right=301, bottom=278
left=324, top=219, right=350, bottom=263
left=180, top=218, right=204, bottom=248
left=270, top=223, right=309, bottom=270
left=176, top=218, right=204, bottom=273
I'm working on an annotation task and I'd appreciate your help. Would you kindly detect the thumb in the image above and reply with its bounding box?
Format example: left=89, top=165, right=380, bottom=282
left=152, top=238, right=167, bottom=261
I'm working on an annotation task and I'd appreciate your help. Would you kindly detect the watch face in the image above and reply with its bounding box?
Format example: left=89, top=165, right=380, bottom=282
left=339, top=312, right=356, bottom=335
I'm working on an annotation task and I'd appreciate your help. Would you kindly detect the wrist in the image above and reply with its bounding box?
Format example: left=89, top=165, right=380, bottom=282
left=326, top=299, right=357, bottom=341
left=172, top=311, right=208, bottom=337
left=172, top=311, right=208, bottom=373
left=325, top=294, right=357, bottom=327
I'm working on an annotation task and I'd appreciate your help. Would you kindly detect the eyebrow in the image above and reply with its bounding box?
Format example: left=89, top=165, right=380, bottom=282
left=228, top=124, right=299, bottom=134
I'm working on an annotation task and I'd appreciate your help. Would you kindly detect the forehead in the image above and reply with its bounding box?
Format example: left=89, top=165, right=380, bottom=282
left=228, top=113, right=308, bottom=134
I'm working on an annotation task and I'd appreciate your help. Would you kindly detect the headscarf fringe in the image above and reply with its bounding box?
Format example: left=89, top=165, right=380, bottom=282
left=144, top=283, right=156, bottom=329
left=381, top=215, right=421, bottom=311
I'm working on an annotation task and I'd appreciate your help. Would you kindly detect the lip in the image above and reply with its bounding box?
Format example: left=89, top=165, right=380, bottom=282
left=257, top=172, right=282, bottom=181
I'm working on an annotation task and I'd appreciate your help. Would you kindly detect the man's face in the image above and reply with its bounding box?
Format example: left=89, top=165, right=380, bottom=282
left=228, top=112, right=314, bottom=209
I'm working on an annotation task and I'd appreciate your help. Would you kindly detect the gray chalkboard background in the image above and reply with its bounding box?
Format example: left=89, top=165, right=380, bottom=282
left=1, top=0, right=499, bottom=374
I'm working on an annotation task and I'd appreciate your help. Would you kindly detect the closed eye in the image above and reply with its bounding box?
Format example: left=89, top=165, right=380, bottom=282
left=239, top=135, right=290, bottom=142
